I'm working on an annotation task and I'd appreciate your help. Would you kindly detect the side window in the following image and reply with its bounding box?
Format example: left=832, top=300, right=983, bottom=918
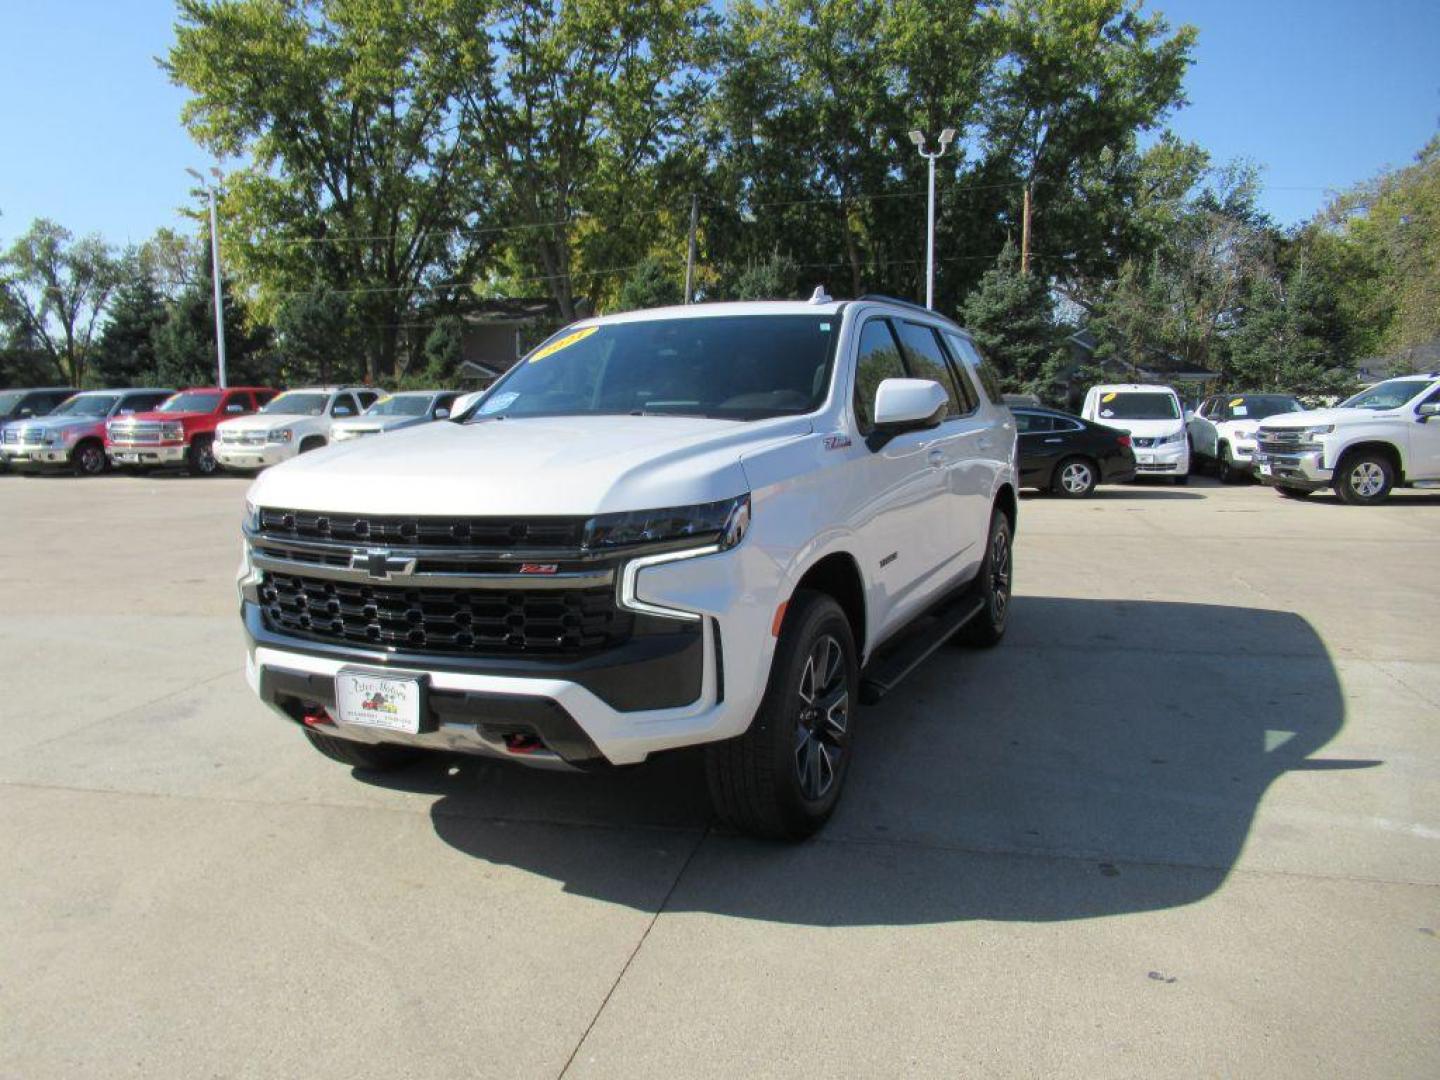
left=852, top=319, right=907, bottom=433
left=44, top=391, right=72, bottom=411
left=1015, top=412, right=1055, bottom=434
left=331, top=393, right=359, bottom=416
left=895, top=322, right=963, bottom=417
left=945, top=333, right=1002, bottom=408
left=1423, top=384, right=1440, bottom=406
left=254, top=390, right=277, bottom=408
left=356, top=390, right=380, bottom=410
left=435, top=393, right=458, bottom=415
left=223, top=392, right=252, bottom=414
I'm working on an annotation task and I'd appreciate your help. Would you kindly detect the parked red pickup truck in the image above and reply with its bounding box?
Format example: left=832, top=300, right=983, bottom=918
left=106, top=386, right=278, bottom=476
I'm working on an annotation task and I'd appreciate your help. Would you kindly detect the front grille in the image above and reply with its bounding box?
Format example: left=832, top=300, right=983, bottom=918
left=1132, top=436, right=1157, bottom=448
left=16, top=427, right=45, bottom=446
left=220, top=429, right=265, bottom=445
left=109, top=422, right=170, bottom=445
left=258, top=507, right=586, bottom=550
left=258, top=571, right=629, bottom=654
left=1257, top=429, right=1304, bottom=455
left=0, top=429, right=14, bottom=444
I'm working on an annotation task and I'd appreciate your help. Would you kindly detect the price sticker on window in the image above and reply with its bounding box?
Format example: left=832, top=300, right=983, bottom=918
left=529, top=326, right=599, bottom=363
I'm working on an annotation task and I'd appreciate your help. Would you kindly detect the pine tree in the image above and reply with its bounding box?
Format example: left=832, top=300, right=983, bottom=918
left=958, top=242, right=1066, bottom=399
left=94, top=263, right=168, bottom=386
left=153, top=244, right=273, bottom=387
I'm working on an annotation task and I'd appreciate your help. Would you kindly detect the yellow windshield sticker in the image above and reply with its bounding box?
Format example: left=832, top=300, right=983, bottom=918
left=1101, top=392, right=1117, bottom=403
left=528, top=326, right=598, bottom=363
left=1229, top=397, right=1244, bottom=407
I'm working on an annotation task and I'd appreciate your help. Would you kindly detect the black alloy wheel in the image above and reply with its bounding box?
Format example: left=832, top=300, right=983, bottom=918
left=793, top=633, right=850, bottom=802
left=73, top=441, right=107, bottom=476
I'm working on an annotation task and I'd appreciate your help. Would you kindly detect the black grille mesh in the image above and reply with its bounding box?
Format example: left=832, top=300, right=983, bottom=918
left=258, top=508, right=586, bottom=550
left=258, top=572, right=628, bottom=654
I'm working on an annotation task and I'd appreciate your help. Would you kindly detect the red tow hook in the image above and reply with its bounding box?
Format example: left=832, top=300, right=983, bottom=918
left=301, top=706, right=333, bottom=728
left=503, top=733, right=544, bottom=755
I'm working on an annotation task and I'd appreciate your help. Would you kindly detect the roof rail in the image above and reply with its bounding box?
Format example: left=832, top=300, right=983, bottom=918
left=856, top=294, right=960, bottom=325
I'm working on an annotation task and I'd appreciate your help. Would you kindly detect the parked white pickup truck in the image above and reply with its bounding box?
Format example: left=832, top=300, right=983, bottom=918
left=238, top=296, right=1019, bottom=838
left=215, top=387, right=380, bottom=472
left=1253, top=374, right=1440, bottom=504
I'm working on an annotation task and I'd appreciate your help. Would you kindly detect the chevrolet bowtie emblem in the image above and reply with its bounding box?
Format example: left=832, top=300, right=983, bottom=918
left=352, top=550, right=417, bottom=580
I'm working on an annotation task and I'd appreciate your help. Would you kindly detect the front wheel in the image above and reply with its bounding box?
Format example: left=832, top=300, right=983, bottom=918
left=1172, top=473, right=1190, bottom=486
left=705, top=590, right=857, bottom=840
left=1335, top=452, right=1394, bottom=506
left=186, top=436, right=218, bottom=476
left=1217, top=445, right=1243, bottom=484
left=955, top=509, right=1013, bottom=648
left=72, top=440, right=108, bottom=476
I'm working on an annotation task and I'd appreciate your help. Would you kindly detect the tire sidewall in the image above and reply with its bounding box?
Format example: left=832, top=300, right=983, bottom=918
left=189, top=436, right=217, bottom=475
left=1053, top=457, right=1096, bottom=498
left=1337, top=453, right=1393, bottom=505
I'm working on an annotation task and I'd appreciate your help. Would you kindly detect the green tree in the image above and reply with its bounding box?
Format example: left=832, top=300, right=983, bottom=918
left=153, top=244, right=273, bottom=387
left=1227, top=250, right=1358, bottom=395
left=0, top=219, right=121, bottom=386
left=275, top=289, right=355, bottom=384
left=421, top=314, right=464, bottom=380
left=615, top=257, right=683, bottom=311
left=959, top=241, right=1065, bottom=396
left=723, top=252, right=800, bottom=301
left=94, top=253, right=169, bottom=386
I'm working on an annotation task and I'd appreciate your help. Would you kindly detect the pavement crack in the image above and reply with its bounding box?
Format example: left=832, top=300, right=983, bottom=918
left=557, top=822, right=712, bottom=1078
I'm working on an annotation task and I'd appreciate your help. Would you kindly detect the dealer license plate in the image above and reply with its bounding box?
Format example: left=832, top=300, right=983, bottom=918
left=1258, top=463, right=1272, bottom=476
left=1138, top=452, right=1154, bottom=465
left=335, top=670, right=423, bottom=734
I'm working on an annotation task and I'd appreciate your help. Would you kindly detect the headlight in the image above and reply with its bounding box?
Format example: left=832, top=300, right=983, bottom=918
left=1303, top=425, right=1334, bottom=438
left=267, top=428, right=293, bottom=444
left=1159, top=431, right=1186, bottom=445
left=161, top=422, right=184, bottom=440
left=243, top=500, right=260, bottom=533
left=582, top=495, right=751, bottom=551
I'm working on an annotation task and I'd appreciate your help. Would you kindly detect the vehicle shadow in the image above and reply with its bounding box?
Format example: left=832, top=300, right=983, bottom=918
left=356, top=596, right=1362, bottom=925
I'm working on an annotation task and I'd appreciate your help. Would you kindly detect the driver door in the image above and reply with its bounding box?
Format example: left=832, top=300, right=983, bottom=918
left=1410, top=385, right=1440, bottom=479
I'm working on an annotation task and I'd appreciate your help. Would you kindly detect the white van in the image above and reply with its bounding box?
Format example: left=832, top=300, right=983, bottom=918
left=1081, top=383, right=1189, bottom=484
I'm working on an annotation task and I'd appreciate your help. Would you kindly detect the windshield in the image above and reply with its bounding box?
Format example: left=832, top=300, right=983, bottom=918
left=159, top=391, right=222, bottom=413
left=1221, top=395, right=1303, bottom=421
left=471, top=315, right=839, bottom=421
left=1095, top=391, right=1180, bottom=421
left=1341, top=378, right=1435, bottom=410
left=50, top=394, right=119, bottom=417
left=365, top=394, right=431, bottom=418
left=0, top=391, right=29, bottom=414
left=263, top=392, right=329, bottom=415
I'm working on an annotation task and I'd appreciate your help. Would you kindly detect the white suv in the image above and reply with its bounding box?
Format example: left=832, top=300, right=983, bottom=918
left=1187, top=393, right=1304, bottom=483
left=1253, top=374, right=1440, bottom=504
left=1080, top=383, right=1190, bottom=483
left=237, top=297, right=1019, bottom=838
left=215, top=387, right=379, bottom=472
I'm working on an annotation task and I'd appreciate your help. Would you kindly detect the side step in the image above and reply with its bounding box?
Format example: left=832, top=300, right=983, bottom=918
left=859, top=593, right=986, bottom=705
left=1412, top=480, right=1440, bottom=489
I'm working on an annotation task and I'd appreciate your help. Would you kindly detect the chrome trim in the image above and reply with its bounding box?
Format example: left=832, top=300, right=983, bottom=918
left=617, top=545, right=719, bottom=622
left=243, top=525, right=718, bottom=565
left=251, top=549, right=614, bottom=590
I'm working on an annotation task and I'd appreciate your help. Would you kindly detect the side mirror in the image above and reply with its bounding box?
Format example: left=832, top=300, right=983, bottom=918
left=225, top=403, right=246, bottom=414
left=1417, top=402, right=1440, bottom=421
left=872, top=378, right=948, bottom=436
left=1184, top=409, right=1196, bottom=422
left=18, top=408, right=33, bottom=418
left=433, top=408, right=450, bottom=419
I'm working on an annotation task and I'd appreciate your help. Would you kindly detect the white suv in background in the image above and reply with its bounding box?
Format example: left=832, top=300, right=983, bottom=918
left=237, top=297, right=1019, bottom=839
left=215, top=387, right=379, bottom=472
left=1081, top=383, right=1190, bottom=484
left=1188, top=393, right=1304, bottom=483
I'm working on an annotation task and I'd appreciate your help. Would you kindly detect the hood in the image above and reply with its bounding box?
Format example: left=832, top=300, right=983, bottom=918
left=119, top=409, right=210, bottom=424
left=1257, top=406, right=1398, bottom=430
left=249, top=414, right=812, bottom=516
left=14, top=414, right=106, bottom=432
left=330, top=416, right=418, bottom=435
left=1098, top=417, right=1185, bottom=438
left=219, top=413, right=310, bottom=432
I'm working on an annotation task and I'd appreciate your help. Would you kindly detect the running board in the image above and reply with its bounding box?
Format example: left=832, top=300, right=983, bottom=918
left=1412, top=480, right=1440, bottom=489
left=859, top=594, right=986, bottom=705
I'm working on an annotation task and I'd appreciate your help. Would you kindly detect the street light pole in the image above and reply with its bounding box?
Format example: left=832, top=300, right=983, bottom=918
left=908, top=128, right=956, bottom=310
left=187, top=167, right=228, bottom=388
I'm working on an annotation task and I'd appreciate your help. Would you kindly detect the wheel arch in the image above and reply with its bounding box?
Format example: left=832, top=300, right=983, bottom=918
left=1336, top=440, right=1404, bottom=480
left=993, top=481, right=1018, bottom=535
left=792, top=551, right=867, bottom=659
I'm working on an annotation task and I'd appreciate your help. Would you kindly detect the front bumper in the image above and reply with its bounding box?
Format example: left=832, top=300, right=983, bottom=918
left=240, top=540, right=778, bottom=767
left=216, top=444, right=297, bottom=470
left=108, top=444, right=187, bottom=466
left=1131, top=441, right=1189, bottom=477
left=1253, top=449, right=1332, bottom=491
left=3, top=445, right=70, bottom=466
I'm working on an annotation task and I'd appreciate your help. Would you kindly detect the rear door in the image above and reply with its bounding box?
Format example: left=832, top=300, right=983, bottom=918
left=1014, top=410, right=1061, bottom=486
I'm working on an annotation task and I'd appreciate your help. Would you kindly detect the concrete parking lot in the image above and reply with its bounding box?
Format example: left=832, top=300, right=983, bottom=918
left=1, top=471, right=1437, bottom=1078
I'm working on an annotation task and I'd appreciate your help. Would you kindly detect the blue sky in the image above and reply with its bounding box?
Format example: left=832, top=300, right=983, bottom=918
left=1, top=0, right=1436, bottom=249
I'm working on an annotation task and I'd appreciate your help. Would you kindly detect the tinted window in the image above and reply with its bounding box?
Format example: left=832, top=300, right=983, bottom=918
left=1219, top=395, right=1303, bottom=421
left=476, top=315, right=840, bottom=421
left=160, top=391, right=223, bottom=413
left=946, top=334, right=1003, bottom=407
left=263, top=392, right=329, bottom=415
left=1015, top=411, right=1056, bottom=434
left=895, top=322, right=962, bottom=417
left=852, top=319, right=906, bottom=432
left=1340, top=378, right=1434, bottom=410
left=1095, top=392, right=1180, bottom=420
left=356, top=390, right=380, bottom=409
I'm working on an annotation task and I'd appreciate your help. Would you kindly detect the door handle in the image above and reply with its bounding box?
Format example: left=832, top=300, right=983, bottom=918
left=1044, top=437, right=1062, bottom=444
left=927, top=448, right=945, bottom=468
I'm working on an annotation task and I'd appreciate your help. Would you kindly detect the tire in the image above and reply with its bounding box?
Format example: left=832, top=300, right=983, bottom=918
left=299, top=436, right=325, bottom=454
left=1051, top=456, right=1097, bottom=498
left=303, top=728, right=419, bottom=771
left=186, top=435, right=218, bottom=476
left=1334, top=451, right=1395, bottom=506
left=72, top=440, right=108, bottom=477
left=1217, top=444, right=1243, bottom=485
left=956, top=509, right=1013, bottom=648
left=705, top=589, right=857, bottom=840
left=1276, top=486, right=1310, bottom=500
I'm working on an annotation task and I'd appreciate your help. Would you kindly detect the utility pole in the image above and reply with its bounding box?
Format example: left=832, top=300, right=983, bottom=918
left=1020, top=182, right=1033, bottom=276
left=684, top=193, right=699, bottom=304
left=187, top=166, right=228, bottom=388
left=908, top=128, right=956, bottom=309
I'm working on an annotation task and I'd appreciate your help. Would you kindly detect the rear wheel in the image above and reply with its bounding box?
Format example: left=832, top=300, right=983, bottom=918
left=1335, top=451, right=1394, bottom=506
left=303, top=728, right=419, bottom=771
left=1051, top=457, right=1097, bottom=498
left=186, top=435, right=218, bottom=476
left=1172, top=473, right=1189, bottom=486
left=72, top=440, right=108, bottom=476
left=705, top=590, right=857, bottom=840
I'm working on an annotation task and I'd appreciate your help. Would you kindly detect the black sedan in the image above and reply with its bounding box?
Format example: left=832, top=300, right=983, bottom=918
left=1013, top=407, right=1137, bottom=497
